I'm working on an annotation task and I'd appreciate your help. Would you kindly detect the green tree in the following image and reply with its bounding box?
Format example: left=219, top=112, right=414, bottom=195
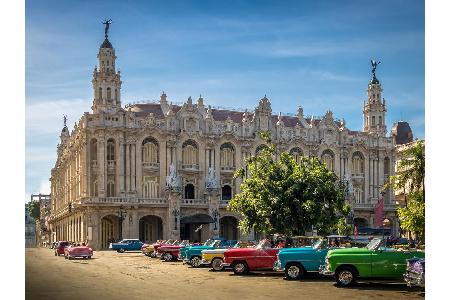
left=396, top=191, right=425, bottom=243
left=229, top=132, right=350, bottom=236
left=28, top=200, right=40, bottom=220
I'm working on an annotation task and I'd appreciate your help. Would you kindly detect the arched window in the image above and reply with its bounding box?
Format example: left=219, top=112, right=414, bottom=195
left=222, top=185, right=232, bottom=201
left=384, top=157, right=390, bottom=176
left=107, top=139, right=115, bottom=161
left=142, top=177, right=159, bottom=198
left=289, top=147, right=303, bottom=164
left=220, top=142, right=235, bottom=169
left=90, top=139, right=97, bottom=161
left=354, top=187, right=363, bottom=203
left=98, top=87, right=102, bottom=100
left=182, top=140, right=198, bottom=166
left=321, top=150, right=334, bottom=171
left=107, top=87, right=111, bottom=100
left=184, top=184, right=195, bottom=199
left=107, top=180, right=115, bottom=197
left=142, top=137, right=159, bottom=164
left=352, top=152, right=364, bottom=175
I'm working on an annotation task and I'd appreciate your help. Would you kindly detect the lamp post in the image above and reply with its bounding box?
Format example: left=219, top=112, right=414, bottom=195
left=211, top=209, right=220, bottom=231
left=68, top=202, right=72, bottom=213
left=117, top=205, right=127, bottom=241
left=172, top=209, right=180, bottom=230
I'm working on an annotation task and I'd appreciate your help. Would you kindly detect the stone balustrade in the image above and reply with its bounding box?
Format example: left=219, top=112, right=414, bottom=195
left=180, top=198, right=208, bottom=206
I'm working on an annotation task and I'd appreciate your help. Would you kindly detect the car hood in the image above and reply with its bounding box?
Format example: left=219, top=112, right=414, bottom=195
left=327, top=247, right=370, bottom=255
left=202, top=249, right=226, bottom=255
left=278, top=247, right=317, bottom=255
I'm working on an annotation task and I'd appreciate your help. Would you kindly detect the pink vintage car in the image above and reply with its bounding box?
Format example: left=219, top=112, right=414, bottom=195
left=222, top=239, right=281, bottom=275
left=64, top=244, right=93, bottom=260
left=157, top=240, right=190, bottom=261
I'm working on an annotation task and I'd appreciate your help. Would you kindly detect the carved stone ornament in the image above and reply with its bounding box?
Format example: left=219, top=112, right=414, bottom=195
left=166, top=163, right=181, bottom=191
left=206, top=167, right=218, bottom=190
left=143, top=113, right=156, bottom=127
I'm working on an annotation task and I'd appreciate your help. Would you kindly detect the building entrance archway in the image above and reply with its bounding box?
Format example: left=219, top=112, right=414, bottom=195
left=180, top=213, right=214, bottom=242
left=139, top=215, right=163, bottom=243
left=100, top=215, right=120, bottom=249
left=354, top=217, right=369, bottom=229
left=220, top=216, right=238, bottom=240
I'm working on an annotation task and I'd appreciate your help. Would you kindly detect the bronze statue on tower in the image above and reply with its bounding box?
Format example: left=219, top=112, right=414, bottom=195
left=102, top=19, right=112, bottom=38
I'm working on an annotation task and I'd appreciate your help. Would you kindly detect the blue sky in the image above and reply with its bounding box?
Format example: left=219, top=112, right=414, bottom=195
left=26, top=0, right=424, bottom=200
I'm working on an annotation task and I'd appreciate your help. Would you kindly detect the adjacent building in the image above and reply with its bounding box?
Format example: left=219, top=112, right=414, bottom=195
left=25, top=204, right=36, bottom=247
left=48, top=28, right=402, bottom=250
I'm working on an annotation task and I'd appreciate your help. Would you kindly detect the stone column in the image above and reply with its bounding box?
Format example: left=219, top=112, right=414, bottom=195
left=208, top=189, right=220, bottom=238
left=119, top=138, right=125, bottom=194
left=167, top=191, right=181, bottom=240
left=136, top=142, right=142, bottom=196
left=126, top=143, right=131, bottom=192
left=130, top=210, right=139, bottom=239
left=160, top=142, right=167, bottom=199
left=214, top=145, right=221, bottom=191
left=98, top=137, right=106, bottom=197
left=131, top=143, right=136, bottom=192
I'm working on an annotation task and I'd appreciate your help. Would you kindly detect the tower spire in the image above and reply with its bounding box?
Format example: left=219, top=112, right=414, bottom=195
left=363, top=59, right=386, bottom=135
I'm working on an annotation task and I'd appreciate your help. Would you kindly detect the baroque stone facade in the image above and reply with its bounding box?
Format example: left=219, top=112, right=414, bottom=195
left=48, top=32, right=400, bottom=250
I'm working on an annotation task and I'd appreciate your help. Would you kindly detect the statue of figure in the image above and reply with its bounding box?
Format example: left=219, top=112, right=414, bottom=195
left=371, top=59, right=381, bottom=77
left=102, top=19, right=112, bottom=38
left=343, top=174, right=353, bottom=198
left=63, top=114, right=67, bottom=127
left=206, top=167, right=217, bottom=189
left=166, top=163, right=180, bottom=189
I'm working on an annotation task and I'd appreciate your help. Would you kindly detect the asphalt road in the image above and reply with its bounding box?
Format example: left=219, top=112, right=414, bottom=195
left=25, top=248, right=424, bottom=300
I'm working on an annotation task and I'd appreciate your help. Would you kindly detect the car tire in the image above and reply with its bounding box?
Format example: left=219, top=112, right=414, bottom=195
left=232, top=261, right=249, bottom=275
left=164, top=253, right=173, bottom=262
left=335, top=266, right=356, bottom=287
left=211, top=258, right=224, bottom=271
left=150, top=252, right=156, bottom=258
left=88, top=256, right=91, bottom=259
left=285, top=263, right=304, bottom=280
left=54, top=252, right=57, bottom=256
left=64, top=255, right=68, bottom=259
left=117, top=248, right=125, bottom=253
left=68, top=256, right=73, bottom=260
left=191, top=256, right=201, bottom=268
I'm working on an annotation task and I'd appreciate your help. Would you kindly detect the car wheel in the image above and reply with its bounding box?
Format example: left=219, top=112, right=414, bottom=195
left=88, top=256, right=91, bottom=259
left=232, top=261, right=249, bottom=275
left=117, top=248, right=125, bottom=253
left=285, top=263, right=304, bottom=280
left=191, top=256, right=201, bottom=268
left=150, top=252, right=156, bottom=258
left=335, top=267, right=356, bottom=287
left=164, top=253, right=173, bottom=262
left=64, top=255, right=68, bottom=259
left=211, top=258, right=224, bottom=271
left=68, top=256, right=73, bottom=260
left=54, top=252, right=57, bottom=256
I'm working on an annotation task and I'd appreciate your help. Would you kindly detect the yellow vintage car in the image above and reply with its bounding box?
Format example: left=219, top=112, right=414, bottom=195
left=144, top=240, right=171, bottom=257
left=201, top=241, right=255, bottom=271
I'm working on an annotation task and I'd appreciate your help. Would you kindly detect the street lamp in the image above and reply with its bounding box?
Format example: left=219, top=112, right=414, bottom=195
left=117, top=205, right=127, bottom=241
left=172, top=209, right=180, bottom=230
left=211, top=209, right=220, bottom=231
left=68, top=202, right=72, bottom=213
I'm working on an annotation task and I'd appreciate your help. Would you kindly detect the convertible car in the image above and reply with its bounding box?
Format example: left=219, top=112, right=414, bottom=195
left=64, top=244, right=93, bottom=260
left=201, top=241, right=255, bottom=271
left=157, top=240, right=190, bottom=261
left=109, top=239, right=144, bottom=253
left=404, top=257, right=425, bottom=288
left=54, top=241, right=70, bottom=256
left=183, top=238, right=236, bottom=267
left=319, top=237, right=425, bottom=287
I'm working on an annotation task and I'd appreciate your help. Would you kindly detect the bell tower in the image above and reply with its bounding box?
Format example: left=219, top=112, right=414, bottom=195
left=363, top=60, right=387, bottom=135
left=91, top=20, right=122, bottom=114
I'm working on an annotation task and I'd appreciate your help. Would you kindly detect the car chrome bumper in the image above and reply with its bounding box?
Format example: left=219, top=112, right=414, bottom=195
left=201, top=259, right=211, bottom=265
left=221, top=262, right=231, bottom=268
left=319, top=264, right=334, bottom=276
left=273, top=261, right=284, bottom=271
left=404, top=271, right=425, bottom=287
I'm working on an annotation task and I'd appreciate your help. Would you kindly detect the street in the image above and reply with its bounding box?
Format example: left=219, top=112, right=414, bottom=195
left=26, top=248, right=424, bottom=300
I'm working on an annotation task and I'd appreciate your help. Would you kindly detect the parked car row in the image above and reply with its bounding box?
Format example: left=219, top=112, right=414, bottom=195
left=138, top=235, right=424, bottom=288
left=53, top=241, right=94, bottom=260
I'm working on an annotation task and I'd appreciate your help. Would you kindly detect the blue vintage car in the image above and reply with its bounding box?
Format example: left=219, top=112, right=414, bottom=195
left=109, top=239, right=144, bottom=253
left=274, top=237, right=350, bottom=280
left=183, top=238, right=237, bottom=267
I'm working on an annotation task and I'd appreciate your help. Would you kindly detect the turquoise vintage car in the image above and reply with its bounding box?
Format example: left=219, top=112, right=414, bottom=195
left=274, top=238, right=349, bottom=280
left=184, top=238, right=237, bottom=267
left=319, top=237, right=425, bottom=287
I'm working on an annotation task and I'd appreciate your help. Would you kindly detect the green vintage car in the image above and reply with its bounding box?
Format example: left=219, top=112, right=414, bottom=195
left=319, top=237, right=425, bottom=287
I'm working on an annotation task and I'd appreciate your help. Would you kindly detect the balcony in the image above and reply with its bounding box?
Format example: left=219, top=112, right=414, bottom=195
left=351, top=173, right=365, bottom=179
left=353, top=203, right=374, bottom=209
left=181, top=164, right=199, bottom=172
left=82, top=197, right=167, bottom=206
left=219, top=199, right=230, bottom=206
left=220, top=166, right=236, bottom=173
left=142, top=162, right=160, bottom=172
left=107, top=160, right=116, bottom=173
left=180, top=198, right=208, bottom=207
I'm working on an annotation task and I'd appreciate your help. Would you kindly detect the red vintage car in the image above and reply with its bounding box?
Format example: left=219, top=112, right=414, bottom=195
left=145, top=240, right=176, bottom=257
left=54, top=241, right=70, bottom=256
left=64, top=244, right=93, bottom=260
left=157, top=240, right=190, bottom=261
left=222, top=239, right=281, bottom=275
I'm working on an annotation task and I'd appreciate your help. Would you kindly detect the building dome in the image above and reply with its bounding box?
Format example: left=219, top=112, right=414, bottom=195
left=100, top=38, right=113, bottom=49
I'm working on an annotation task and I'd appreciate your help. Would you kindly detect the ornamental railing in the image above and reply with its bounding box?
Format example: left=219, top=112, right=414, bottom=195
left=142, top=162, right=160, bottom=170
left=180, top=198, right=208, bottom=206
left=182, top=164, right=199, bottom=171
left=219, top=199, right=230, bottom=206
left=220, top=166, right=236, bottom=172
left=82, top=197, right=167, bottom=205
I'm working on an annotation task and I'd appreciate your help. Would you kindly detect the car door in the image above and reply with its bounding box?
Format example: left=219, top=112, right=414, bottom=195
left=371, top=249, right=407, bottom=278
left=256, top=247, right=278, bottom=269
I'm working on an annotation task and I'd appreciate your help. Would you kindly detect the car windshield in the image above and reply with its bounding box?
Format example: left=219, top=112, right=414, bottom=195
left=211, top=240, right=221, bottom=247
left=312, top=239, right=325, bottom=250
left=256, top=239, right=272, bottom=249
left=367, top=238, right=383, bottom=250
left=204, top=239, right=217, bottom=246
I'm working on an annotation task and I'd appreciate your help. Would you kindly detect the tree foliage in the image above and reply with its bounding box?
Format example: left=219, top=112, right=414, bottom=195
left=229, top=132, right=349, bottom=236
left=28, top=201, right=40, bottom=220
left=397, top=191, right=425, bottom=243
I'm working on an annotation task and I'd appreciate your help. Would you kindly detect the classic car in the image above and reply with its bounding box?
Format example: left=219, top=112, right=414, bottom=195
left=201, top=241, right=256, bottom=271
left=145, top=240, right=173, bottom=257
left=274, top=238, right=352, bottom=280
left=157, top=240, right=190, bottom=261
left=222, top=239, right=282, bottom=275
left=404, top=257, right=425, bottom=287
left=183, top=238, right=237, bottom=267
left=64, top=244, right=93, bottom=260
left=54, top=241, right=70, bottom=256
left=109, top=239, right=144, bottom=253
left=319, top=237, right=425, bottom=287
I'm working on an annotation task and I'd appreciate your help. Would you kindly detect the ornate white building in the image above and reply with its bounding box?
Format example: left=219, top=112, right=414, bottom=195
left=48, top=29, right=400, bottom=250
